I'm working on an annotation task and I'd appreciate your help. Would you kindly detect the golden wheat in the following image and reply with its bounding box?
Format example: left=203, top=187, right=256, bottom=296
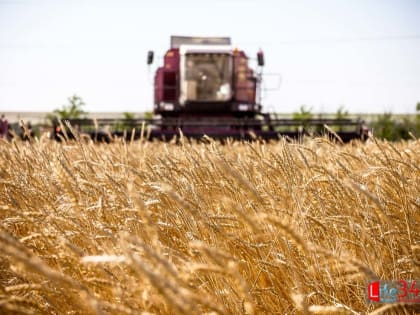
left=0, top=136, right=419, bottom=314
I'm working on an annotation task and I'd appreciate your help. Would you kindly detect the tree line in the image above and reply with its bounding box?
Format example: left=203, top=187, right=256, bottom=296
left=293, top=104, right=420, bottom=141
left=52, top=97, right=420, bottom=141
left=7, top=95, right=418, bottom=141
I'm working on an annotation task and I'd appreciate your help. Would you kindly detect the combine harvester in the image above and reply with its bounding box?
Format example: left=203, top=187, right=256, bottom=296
left=54, top=36, right=369, bottom=142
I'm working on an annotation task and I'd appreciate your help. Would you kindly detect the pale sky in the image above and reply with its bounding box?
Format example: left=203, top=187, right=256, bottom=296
left=0, top=0, right=419, bottom=114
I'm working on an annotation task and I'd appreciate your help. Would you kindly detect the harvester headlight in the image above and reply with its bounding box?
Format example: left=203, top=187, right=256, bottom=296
left=217, top=83, right=231, bottom=100
left=160, top=102, right=174, bottom=111
left=238, top=104, right=249, bottom=111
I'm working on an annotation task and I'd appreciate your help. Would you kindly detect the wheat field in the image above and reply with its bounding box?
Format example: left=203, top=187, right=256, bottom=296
left=0, top=135, right=419, bottom=314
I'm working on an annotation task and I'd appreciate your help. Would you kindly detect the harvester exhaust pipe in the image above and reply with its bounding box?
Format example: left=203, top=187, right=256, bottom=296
left=257, top=49, right=264, bottom=66
left=147, top=50, right=154, bottom=65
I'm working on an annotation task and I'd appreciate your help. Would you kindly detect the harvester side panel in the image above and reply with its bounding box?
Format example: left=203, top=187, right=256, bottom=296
left=233, top=50, right=256, bottom=105
left=154, top=48, right=180, bottom=114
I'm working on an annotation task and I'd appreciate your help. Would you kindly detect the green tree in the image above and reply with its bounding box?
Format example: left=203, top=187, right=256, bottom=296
left=372, top=112, right=415, bottom=141
left=292, top=105, right=313, bottom=121
left=123, top=112, right=135, bottom=120
left=52, top=95, right=87, bottom=120
left=335, top=105, right=349, bottom=120
left=292, top=105, right=315, bottom=134
left=333, top=105, right=350, bottom=132
left=116, top=112, right=136, bottom=130
left=144, top=111, right=153, bottom=120
left=373, top=113, right=396, bottom=140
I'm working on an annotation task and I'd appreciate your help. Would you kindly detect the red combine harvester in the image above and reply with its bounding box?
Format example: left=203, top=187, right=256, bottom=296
left=53, top=36, right=369, bottom=142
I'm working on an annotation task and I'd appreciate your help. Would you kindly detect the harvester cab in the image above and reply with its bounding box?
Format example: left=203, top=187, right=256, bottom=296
left=151, top=36, right=262, bottom=118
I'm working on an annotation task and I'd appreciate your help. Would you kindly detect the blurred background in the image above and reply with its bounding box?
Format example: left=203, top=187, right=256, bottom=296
left=0, top=0, right=419, bottom=116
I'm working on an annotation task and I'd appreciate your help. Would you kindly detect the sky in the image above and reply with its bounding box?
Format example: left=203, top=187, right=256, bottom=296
left=0, top=0, right=419, bottom=114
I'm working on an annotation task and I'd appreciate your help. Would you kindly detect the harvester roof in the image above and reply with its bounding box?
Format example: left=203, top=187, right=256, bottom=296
left=171, top=36, right=231, bottom=49
left=179, top=44, right=233, bottom=55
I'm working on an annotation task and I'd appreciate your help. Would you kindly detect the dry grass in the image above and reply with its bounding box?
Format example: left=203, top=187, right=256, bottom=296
left=0, top=135, right=419, bottom=314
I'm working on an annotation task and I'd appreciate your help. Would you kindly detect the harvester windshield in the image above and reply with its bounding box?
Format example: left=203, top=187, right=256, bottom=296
left=183, top=53, right=232, bottom=102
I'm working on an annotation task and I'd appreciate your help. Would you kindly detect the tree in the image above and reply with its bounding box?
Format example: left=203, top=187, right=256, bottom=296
left=123, top=112, right=135, bottom=120
left=292, top=105, right=313, bottom=121
left=116, top=112, right=136, bottom=130
left=292, top=105, right=315, bottom=134
left=144, top=111, right=153, bottom=119
left=372, top=112, right=415, bottom=141
left=332, top=105, right=350, bottom=132
left=335, top=105, right=349, bottom=120
left=373, top=113, right=396, bottom=140
left=52, top=95, right=87, bottom=120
